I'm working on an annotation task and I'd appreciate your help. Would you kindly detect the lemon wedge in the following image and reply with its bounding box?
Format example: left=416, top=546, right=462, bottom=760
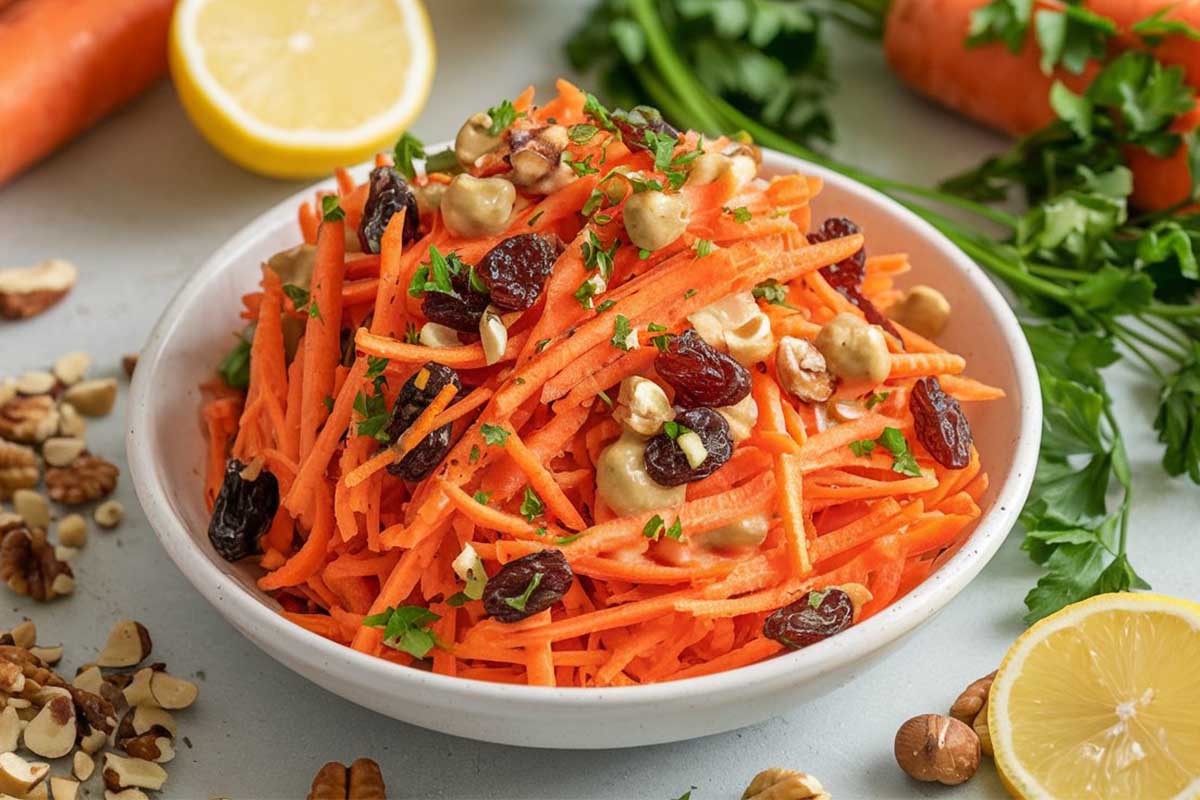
left=990, top=593, right=1200, bottom=800
left=169, top=0, right=435, bottom=178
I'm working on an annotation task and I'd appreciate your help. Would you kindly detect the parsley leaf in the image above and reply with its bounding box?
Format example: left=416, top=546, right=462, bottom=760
left=611, top=314, right=635, bottom=350
left=752, top=279, right=791, bottom=307
left=481, top=423, right=510, bottom=447
left=865, top=391, right=890, bottom=410
left=504, top=572, right=544, bottom=612
left=876, top=427, right=922, bottom=477
left=665, top=518, right=683, bottom=540
left=693, top=239, right=713, bottom=259
left=728, top=206, right=752, bottom=223
left=321, top=195, right=345, bottom=222
left=473, top=490, right=492, bottom=506
left=282, top=284, right=310, bottom=310
left=849, top=439, right=876, bottom=458
left=643, top=514, right=665, bottom=540
left=565, top=153, right=600, bottom=176
left=486, top=99, right=520, bottom=135
left=520, top=487, right=544, bottom=522
left=569, top=123, right=600, bottom=144
left=217, top=326, right=253, bottom=389
left=392, top=132, right=425, bottom=180
left=353, top=391, right=391, bottom=443
left=362, top=606, right=441, bottom=658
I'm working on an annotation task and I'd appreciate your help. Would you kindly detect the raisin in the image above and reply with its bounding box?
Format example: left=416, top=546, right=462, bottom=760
left=208, top=459, right=279, bottom=561
left=477, top=233, right=561, bottom=312
left=655, top=330, right=752, bottom=409
left=483, top=550, right=574, bottom=623
left=386, top=363, right=462, bottom=481
left=910, top=377, right=973, bottom=469
left=763, top=588, right=854, bottom=649
left=358, top=166, right=420, bottom=254
left=611, top=106, right=680, bottom=151
left=421, top=268, right=490, bottom=333
left=808, top=217, right=902, bottom=341
left=644, top=407, right=733, bottom=486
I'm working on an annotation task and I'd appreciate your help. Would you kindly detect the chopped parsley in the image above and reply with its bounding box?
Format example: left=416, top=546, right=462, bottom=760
left=642, top=514, right=665, bottom=540
left=565, top=153, right=599, bottom=177
left=849, top=439, right=876, bottom=458
left=520, top=487, right=544, bottom=522
left=361, top=606, right=440, bottom=658
left=684, top=288, right=698, bottom=299
left=878, top=427, right=923, bottom=477
left=486, top=99, right=520, bottom=136
left=692, top=239, right=713, bottom=259
left=282, top=284, right=310, bottom=310
left=217, top=326, right=253, bottom=389
left=423, top=148, right=460, bottom=174
left=611, top=314, right=635, bottom=351
left=555, top=533, right=583, bottom=545
left=569, top=124, right=599, bottom=144
left=408, top=246, right=470, bottom=298
left=321, top=195, right=345, bottom=222
left=596, top=389, right=614, bottom=407
left=308, top=300, right=322, bottom=320
left=469, top=444, right=482, bottom=463
left=403, top=323, right=420, bottom=344
left=527, top=210, right=545, bottom=227
left=596, top=299, right=616, bottom=313
left=665, top=518, right=683, bottom=541
left=663, top=420, right=692, bottom=439
left=727, top=206, right=752, bottom=223
left=392, top=132, right=425, bottom=180
left=504, top=572, right=544, bottom=612
left=582, top=231, right=619, bottom=280
left=481, top=423, right=510, bottom=447
left=353, top=391, right=391, bottom=442
left=808, top=589, right=830, bottom=609
left=536, top=338, right=552, bottom=353
left=865, top=391, right=891, bottom=410
left=321, top=396, right=334, bottom=412
left=752, top=279, right=791, bottom=307
left=473, top=490, right=492, bottom=506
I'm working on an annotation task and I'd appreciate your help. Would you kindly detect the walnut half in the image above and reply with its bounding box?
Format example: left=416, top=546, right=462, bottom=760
left=45, top=454, right=118, bottom=505
left=0, top=528, right=73, bottom=602
left=307, top=758, right=387, bottom=800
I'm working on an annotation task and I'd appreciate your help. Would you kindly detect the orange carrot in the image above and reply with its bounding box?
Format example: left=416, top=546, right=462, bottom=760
left=501, top=428, right=587, bottom=530
left=299, top=220, right=346, bottom=460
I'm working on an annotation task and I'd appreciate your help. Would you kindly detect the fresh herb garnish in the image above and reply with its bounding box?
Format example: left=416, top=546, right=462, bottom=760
left=582, top=231, right=619, bottom=280
left=321, top=195, right=344, bottom=222
left=486, top=99, right=521, bottom=135
left=849, top=439, right=876, bottom=458
left=752, top=279, right=790, bottom=307
left=597, top=389, right=614, bottom=407
left=865, top=391, right=890, bottom=410
left=424, top=148, right=460, bottom=174
left=527, top=210, right=545, bottom=227
left=642, top=514, right=665, bottom=540
left=611, top=314, right=635, bottom=350
left=473, top=490, right=492, bottom=506
left=361, top=606, right=440, bottom=658
left=663, top=420, right=691, bottom=440
left=665, top=518, right=683, bottom=540
left=504, top=572, right=544, bottom=612
left=217, top=326, right=253, bottom=390
left=353, top=391, right=391, bottom=443
left=520, top=487, right=544, bottom=522
left=481, top=423, right=510, bottom=447
left=569, top=123, right=600, bottom=144
left=692, top=239, right=713, bottom=259
left=876, top=427, right=922, bottom=477
left=282, top=284, right=310, bottom=310
left=596, top=299, right=616, bottom=313
left=408, top=246, right=469, bottom=298
left=469, top=444, right=482, bottom=463
left=565, top=153, right=600, bottom=176
left=392, top=132, right=425, bottom=180
left=728, top=206, right=752, bottom=223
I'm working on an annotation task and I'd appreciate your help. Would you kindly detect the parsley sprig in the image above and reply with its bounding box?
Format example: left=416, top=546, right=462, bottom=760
left=361, top=606, right=441, bottom=658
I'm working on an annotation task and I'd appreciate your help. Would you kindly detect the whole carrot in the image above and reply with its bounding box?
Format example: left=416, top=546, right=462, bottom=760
left=0, top=0, right=174, bottom=184
left=883, top=0, right=1200, bottom=210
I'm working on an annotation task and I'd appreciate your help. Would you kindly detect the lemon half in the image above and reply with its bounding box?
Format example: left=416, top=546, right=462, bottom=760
left=170, top=0, right=435, bottom=178
left=990, top=592, right=1200, bottom=800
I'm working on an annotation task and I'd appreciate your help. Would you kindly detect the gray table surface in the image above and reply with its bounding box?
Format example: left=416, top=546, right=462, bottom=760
left=1, top=2, right=1197, bottom=798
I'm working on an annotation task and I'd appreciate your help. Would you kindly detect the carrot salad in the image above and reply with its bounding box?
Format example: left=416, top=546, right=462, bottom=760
left=201, top=80, right=1003, bottom=687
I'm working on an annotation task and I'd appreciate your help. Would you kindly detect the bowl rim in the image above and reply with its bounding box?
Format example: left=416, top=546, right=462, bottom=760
left=128, top=146, right=1042, bottom=708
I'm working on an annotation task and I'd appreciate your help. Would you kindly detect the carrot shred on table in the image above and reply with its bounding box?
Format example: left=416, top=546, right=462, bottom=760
left=202, top=81, right=1000, bottom=685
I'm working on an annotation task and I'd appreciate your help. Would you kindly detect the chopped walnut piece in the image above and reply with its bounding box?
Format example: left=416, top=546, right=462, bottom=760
left=0, top=396, right=59, bottom=444
left=0, top=528, right=73, bottom=602
left=0, top=441, right=39, bottom=501
left=0, top=260, right=77, bottom=320
left=742, top=768, right=831, bottom=800
left=45, top=455, right=117, bottom=505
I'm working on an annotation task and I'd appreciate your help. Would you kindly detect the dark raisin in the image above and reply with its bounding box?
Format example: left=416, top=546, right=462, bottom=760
left=477, top=233, right=561, bottom=312
left=208, top=459, right=280, bottom=561
left=386, top=363, right=462, bottom=481
left=655, top=330, right=752, bottom=408
left=644, top=407, right=733, bottom=486
left=611, top=105, right=679, bottom=151
left=763, top=588, right=854, bottom=649
left=808, top=217, right=902, bottom=341
left=910, top=377, right=973, bottom=469
left=420, top=268, right=490, bottom=333
left=358, top=166, right=420, bottom=254
left=483, top=550, right=574, bottom=623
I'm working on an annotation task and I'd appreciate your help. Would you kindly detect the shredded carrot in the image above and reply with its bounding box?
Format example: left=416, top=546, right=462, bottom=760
left=204, top=82, right=1000, bottom=686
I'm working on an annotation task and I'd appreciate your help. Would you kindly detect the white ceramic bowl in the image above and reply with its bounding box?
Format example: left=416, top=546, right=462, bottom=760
left=128, top=148, right=1041, bottom=749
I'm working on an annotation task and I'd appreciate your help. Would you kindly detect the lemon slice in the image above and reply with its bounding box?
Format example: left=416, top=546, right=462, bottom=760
left=169, top=0, right=435, bottom=178
left=990, top=593, right=1200, bottom=800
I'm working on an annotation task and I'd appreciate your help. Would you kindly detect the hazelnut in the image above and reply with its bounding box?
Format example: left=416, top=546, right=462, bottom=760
left=509, top=125, right=569, bottom=190
left=55, top=514, right=87, bottom=548
left=688, top=292, right=760, bottom=351
left=814, top=313, right=890, bottom=391
left=93, top=500, right=125, bottom=529
left=950, top=670, right=997, bottom=725
left=97, top=621, right=153, bottom=669
left=454, top=111, right=501, bottom=167
left=442, top=174, right=515, bottom=238
left=694, top=515, right=770, bottom=552
left=776, top=336, right=834, bottom=404
left=418, top=322, right=462, bottom=349
left=595, top=432, right=685, bottom=516
left=623, top=190, right=689, bottom=252
left=724, top=313, right=774, bottom=366
left=414, top=181, right=446, bottom=217
left=717, top=394, right=758, bottom=443
left=894, top=713, right=980, bottom=785
left=479, top=307, right=508, bottom=366
left=614, top=377, right=674, bottom=437
left=890, top=285, right=951, bottom=339
left=741, top=767, right=830, bottom=800
left=687, top=152, right=733, bottom=186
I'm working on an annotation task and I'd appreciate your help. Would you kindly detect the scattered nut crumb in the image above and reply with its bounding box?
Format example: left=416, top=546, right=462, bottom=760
left=894, top=713, right=980, bottom=785
left=0, top=750, right=50, bottom=796
left=73, top=751, right=94, bottom=781
left=10, top=621, right=36, bottom=650
left=54, top=515, right=86, bottom=549
left=56, top=403, right=85, bottom=439
left=51, top=353, right=90, bottom=387
left=49, top=776, right=79, bottom=800
left=0, top=396, right=59, bottom=444
left=97, top=621, right=151, bottom=669
left=0, top=259, right=77, bottom=320
left=93, top=500, right=124, bottom=530
left=0, top=441, right=39, bottom=501
left=741, top=768, right=830, bottom=800
left=0, top=528, right=73, bottom=602
left=28, top=645, right=61, bottom=665
left=121, top=355, right=138, bottom=380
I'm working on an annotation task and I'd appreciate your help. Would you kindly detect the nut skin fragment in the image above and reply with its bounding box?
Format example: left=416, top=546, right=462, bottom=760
left=121, top=355, right=138, bottom=379
left=308, top=763, right=348, bottom=800
left=45, top=455, right=117, bottom=505
left=101, top=754, right=166, bottom=792
left=52, top=352, right=91, bottom=386
left=22, top=694, right=76, bottom=758
left=0, top=260, right=77, bottom=320
left=775, top=337, right=834, bottom=404
left=741, top=768, right=831, bottom=800
left=894, top=713, right=980, bottom=786
left=0, top=442, right=39, bottom=501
